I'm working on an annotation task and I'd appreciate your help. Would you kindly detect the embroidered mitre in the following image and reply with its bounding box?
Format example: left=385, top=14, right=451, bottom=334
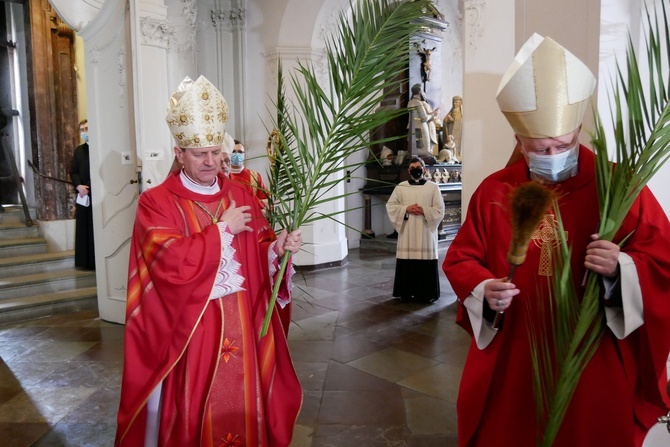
left=166, top=75, right=229, bottom=148
left=496, top=34, right=596, bottom=138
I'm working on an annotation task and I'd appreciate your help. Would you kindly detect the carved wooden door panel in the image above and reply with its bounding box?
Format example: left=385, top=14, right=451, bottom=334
left=24, top=0, right=78, bottom=220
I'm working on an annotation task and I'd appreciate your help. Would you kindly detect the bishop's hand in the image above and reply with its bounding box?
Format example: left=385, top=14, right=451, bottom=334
left=275, top=229, right=302, bottom=257
left=220, top=200, right=252, bottom=235
left=484, top=278, right=519, bottom=312
left=585, top=234, right=620, bottom=278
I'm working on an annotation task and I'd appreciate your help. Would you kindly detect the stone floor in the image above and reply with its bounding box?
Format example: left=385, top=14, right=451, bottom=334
left=0, top=245, right=466, bottom=447
left=3, top=244, right=670, bottom=447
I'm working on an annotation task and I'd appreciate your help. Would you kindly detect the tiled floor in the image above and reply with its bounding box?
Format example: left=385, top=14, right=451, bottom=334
left=0, top=244, right=466, bottom=447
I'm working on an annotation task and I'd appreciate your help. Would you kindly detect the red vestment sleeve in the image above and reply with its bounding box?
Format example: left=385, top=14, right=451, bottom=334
left=611, top=187, right=670, bottom=441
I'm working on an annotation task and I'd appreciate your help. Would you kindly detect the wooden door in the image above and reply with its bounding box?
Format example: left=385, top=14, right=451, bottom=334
left=24, top=0, right=78, bottom=219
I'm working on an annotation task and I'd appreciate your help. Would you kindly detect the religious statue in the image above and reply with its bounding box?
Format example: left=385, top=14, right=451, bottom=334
left=436, top=134, right=458, bottom=163
left=443, top=96, right=463, bottom=161
left=441, top=168, right=450, bottom=183
left=444, top=134, right=460, bottom=163
left=415, top=44, right=436, bottom=82
left=408, top=84, right=440, bottom=158
left=380, top=146, right=393, bottom=166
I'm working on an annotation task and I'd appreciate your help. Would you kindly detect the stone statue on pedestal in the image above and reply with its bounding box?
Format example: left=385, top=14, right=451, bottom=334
left=408, top=84, right=440, bottom=158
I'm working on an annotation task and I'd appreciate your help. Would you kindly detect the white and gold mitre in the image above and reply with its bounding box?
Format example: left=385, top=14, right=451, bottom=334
left=166, top=75, right=229, bottom=148
left=496, top=34, right=596, bottom=138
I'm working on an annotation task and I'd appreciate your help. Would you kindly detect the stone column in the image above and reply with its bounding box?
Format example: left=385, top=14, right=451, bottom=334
left=209, top=0, right=247, bottom=139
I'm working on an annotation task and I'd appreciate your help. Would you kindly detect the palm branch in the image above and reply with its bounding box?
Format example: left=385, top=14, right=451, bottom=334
left=529, top=2, right=670, bottom=444
left=260, top=0, right=436, bottom=337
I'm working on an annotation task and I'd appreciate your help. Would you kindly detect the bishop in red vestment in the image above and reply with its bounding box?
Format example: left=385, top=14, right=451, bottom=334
left=443, top=35, right=670, bottom=447
left=115, top=76, right=302, bottom=447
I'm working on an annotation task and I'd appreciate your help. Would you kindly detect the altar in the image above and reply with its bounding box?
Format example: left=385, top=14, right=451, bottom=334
left=361, top=162, right=461, bottom=240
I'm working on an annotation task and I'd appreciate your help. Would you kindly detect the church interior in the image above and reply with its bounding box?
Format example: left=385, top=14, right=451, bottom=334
left=1, top=0, right=669, bottom=446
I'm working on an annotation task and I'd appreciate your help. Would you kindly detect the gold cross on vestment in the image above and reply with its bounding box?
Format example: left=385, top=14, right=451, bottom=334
left=531, top=214, right=567, bottom=277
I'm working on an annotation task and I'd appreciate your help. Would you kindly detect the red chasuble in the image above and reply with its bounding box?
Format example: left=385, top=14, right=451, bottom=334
left=443, top=147, right=670, bottom=447
left=230, top=168, right=268, bottom=205
left=115, top=171, right=302, bottom=447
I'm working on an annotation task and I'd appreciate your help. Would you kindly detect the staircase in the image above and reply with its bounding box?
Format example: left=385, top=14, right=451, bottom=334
left=0, top=205, right=97, bottom=325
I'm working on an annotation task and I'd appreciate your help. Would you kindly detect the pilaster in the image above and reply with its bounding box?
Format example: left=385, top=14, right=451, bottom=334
left=209, top=0, right=247, bottom=139
left=130, top=0, right=172, bottom=188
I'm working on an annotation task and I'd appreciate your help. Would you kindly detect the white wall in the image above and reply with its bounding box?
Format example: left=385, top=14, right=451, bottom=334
left=38, top=220, right=76, bottom=252
left=598, top=0, right=670, bottom=219
left=460, top=0, right=516, bottom=213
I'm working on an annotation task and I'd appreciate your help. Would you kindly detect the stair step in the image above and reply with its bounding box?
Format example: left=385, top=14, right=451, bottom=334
left=0, top=237, right=48, bottom=257
left=0, top=205, right=36, bottom=225
left=0, top=222, right=40, bottom=240
left=0, top=287, right=98, bottom=325
left=0, top=269, right=96, bottom=300
left=0, top=251, right=75, bottom=276
left=0, top=206, right=98, bottom=325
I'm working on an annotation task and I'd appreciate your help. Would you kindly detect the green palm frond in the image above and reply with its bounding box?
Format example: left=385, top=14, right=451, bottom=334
left=529, top=206, right=604, bottom=444
left=593, top=1, right=670, bottom=240
left=265, top=59, right=296, bottom=230
left=260, top=0, right=435, bottom=336
left=530, top=2, right=670, bottom=444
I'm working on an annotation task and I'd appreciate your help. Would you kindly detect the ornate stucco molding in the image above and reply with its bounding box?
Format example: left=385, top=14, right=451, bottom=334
left=88, top=48, right=100, bottom=65
left=169, top=0, right=198, bottom=53
left=211, top=7, right=246, bottom=32
left=117, top=43, right=127, bottom=98
left=317, top=9, right=339, bottom=44
left=139, top=16, right=175, bottom=48
left=464, top=0, right=487, bottom=49
left=264, top=47, right=328, bottom=87
left=181, top=0, right=197, bottom=29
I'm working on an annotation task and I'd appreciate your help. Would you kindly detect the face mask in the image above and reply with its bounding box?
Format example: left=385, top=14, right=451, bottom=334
left=409, top=168, right=423, bottom=180
left=231, top=152, right=244, bottom=166
left=81, top=132, right=89, bottom=143
left=527, top=145, right=578, bottom=183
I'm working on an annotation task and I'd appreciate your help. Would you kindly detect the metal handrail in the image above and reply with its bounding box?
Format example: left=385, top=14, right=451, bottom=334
left=1, top=131, right=33, bottom=226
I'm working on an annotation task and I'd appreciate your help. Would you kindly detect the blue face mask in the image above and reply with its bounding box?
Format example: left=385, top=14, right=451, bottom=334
left=527, top=145, right=578, bottom=183
left=81, top=132, right=89, bottom=144
left=231, top=152, right=245, bottom=166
